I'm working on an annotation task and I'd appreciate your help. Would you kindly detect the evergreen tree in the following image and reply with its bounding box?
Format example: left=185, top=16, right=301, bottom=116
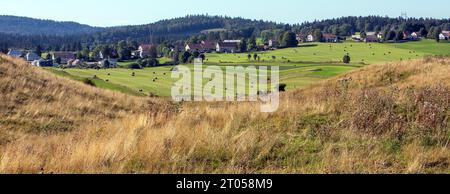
left=281, top=32, right=298, bottom=47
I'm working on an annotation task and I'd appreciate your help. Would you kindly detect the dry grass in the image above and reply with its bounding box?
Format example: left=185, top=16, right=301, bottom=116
left=0, top=55, right=449, bottom=174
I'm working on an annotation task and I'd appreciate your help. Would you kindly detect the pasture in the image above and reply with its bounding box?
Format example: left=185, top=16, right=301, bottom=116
left=49, top=41, right=450, bottom=97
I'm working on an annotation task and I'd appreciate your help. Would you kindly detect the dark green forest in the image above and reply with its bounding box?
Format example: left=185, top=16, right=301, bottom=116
left=1, top=15, right=449, bottom=56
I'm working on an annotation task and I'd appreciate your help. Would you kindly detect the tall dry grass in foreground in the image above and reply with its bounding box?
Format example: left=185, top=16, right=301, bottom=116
left=0, top=55, right=449, bottom=173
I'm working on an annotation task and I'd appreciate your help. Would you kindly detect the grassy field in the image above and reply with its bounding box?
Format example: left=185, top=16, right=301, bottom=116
left=50, top=40, right=450, bottom=97
left=2, top=55, right=449, bottom=173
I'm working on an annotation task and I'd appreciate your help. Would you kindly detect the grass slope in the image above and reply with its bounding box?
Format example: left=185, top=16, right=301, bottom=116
left=1, top=54, right=449, bottom=173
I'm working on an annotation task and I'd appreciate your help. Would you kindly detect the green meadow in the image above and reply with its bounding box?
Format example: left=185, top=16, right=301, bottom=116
left=49, top=41, right=450, bottom=97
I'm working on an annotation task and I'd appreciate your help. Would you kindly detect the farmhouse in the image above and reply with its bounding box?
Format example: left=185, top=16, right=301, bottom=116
left=296, top=33, right=305, bottom=42
left=25, top=52, right=41, bottom=61
left=185, top=43, right=203, bottom=52
left=216, top=42, right=239, bottom=53
left=364, top=32, right=380, bottom=42
left=7, top=49, right=24, bottom=58
left=364, top=35, right=379, bottom=42
left=201, top=41, right=216, bottom=52
left=439, top=31, right=449, bottom=40
left=185, top=41, right=216, bottom=53
left=52, top=52, right=75, bottom=64
left=138, top=44, right=156, bottom=58
left=322, top=33, right=338, bottom=42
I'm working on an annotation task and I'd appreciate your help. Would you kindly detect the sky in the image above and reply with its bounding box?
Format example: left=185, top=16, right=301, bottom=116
left=0, top=0, right=448, bottom=27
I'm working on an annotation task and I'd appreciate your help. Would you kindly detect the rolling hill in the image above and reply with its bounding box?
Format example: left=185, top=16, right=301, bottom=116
left=0, top=15, right=103, bottom=35
left=0, top=54, right=449, bottom=173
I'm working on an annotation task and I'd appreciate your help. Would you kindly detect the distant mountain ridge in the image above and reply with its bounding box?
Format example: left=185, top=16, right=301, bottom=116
left=0, top=15, right=104, bottom=35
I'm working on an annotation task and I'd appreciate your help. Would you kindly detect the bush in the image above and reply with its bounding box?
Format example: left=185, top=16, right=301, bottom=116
left=343, top=54, right=351, bottom=64
left=278, top=83, right=287, bottom=92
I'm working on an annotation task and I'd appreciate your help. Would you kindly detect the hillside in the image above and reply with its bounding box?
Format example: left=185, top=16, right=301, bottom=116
left=0, top=15, right=103, bottom=36
left=1, top=15, right=449, bottom=49
left=0, top=55, right=449, bottom=173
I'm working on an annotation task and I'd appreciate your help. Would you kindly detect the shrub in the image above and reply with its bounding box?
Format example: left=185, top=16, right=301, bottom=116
left=343, top=54, right=351, bottom=64
left=278, top=83, right=287, bottom=92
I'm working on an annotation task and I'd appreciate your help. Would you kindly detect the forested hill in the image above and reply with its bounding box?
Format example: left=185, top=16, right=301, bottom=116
left=98, top=15, right=284, bottom=43
left=293, top=16, right=450, bottom=37
left=1, top=15, right=449, bottom=51
left=0, top=15, right=104, bottom=36
left=0, top=15, right=283, bottom=49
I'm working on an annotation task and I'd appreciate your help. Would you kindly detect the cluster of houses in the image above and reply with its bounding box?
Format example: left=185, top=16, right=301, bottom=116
left=296, top=33, right=339, bottom=43
left=295, top=30, right=445, bottom=43
left=6, top=49, right=98, bottom=67
left=185, top=40, right=244, bottom=53
left=439, top=31, right=450, bottom=41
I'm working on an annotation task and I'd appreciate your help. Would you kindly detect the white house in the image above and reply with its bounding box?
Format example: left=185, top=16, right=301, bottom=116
left=439, top=31, right=449, bottom=40
left=138, top=44, right=155, bottom=58
left=52, top=52, right=76, bottom=64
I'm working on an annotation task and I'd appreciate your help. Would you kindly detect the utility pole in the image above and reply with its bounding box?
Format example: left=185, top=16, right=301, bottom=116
left=401, top=12, right=408, bottom=20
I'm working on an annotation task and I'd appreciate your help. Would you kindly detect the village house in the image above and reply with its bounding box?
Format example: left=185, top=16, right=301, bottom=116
left=364, top=32, right=379, bottom=42
left=322, top=33, right=338, bottom=42
left=52, top=52, right=76, bottom=64
left=201, top=41, right=216, bottom=52
left=25, top=52, right=41, bottom=61
left=185, top=41, right=216, bottom=53
left=364, top=35, right=379, bottom=42
left=307, top=34, right=315, bottom=42
left=439, top=31, right=449, bottom=40
left=7, top=49, right=24, bottom=58
left=216, top=42, right=239, bottom=53
left=138, top=44, right=156, bottom=58
left=185, top=43, right=202, bottom=52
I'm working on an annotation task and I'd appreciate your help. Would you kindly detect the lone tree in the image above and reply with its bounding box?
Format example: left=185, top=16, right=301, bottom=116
left=253, top=53, right=258, bottom=61
left=281, top=32, right=298, bottom=47
left=343, top=54, right=351, bottom=64
left=247, top=53, right=252, bottom=61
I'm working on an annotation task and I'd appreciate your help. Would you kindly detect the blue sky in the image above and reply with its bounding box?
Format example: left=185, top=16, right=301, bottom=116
left=0, top=0, right=448, bottom=27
